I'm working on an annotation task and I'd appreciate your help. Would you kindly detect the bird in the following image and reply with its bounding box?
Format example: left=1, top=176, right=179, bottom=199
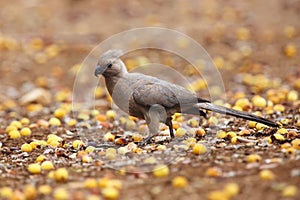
left=94, top=50, right=279, bottom=145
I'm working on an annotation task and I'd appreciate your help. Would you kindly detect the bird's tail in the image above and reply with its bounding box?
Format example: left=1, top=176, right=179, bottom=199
left=194, top=102, right=279, bottom=127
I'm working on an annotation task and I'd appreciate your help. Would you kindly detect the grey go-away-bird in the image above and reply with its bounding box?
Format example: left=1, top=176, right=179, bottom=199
left=94, top=50, right=278, bottom=145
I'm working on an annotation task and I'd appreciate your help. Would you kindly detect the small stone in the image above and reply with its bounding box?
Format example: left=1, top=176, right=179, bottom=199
left=19, top=88, right=51, bottom=106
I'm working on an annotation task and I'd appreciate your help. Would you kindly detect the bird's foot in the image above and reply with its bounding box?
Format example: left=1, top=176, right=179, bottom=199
left=138, top=134, right=158, bottom=147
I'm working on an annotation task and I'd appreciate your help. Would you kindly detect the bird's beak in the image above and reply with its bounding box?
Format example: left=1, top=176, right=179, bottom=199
left=94, top=65, right=107, bottom=77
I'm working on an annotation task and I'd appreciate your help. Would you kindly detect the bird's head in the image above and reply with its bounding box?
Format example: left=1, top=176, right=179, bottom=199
left=94, top=50, right=127, bottom=78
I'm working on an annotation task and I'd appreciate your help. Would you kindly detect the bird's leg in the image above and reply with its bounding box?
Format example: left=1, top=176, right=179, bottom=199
left=165, top=117, right=174, bottom=138
left=199, top=110, right=207, bottom=118
left=199, top=110, right=207, bottom=126
left=139, top=134, right=158, bottom=146
left=138, top=117, right=159, bottom=146
left=139, top=104, right=166, bottom=146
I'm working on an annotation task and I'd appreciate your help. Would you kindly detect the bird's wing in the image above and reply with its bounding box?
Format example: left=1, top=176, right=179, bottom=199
left=132, top=82, right=179, bottom=108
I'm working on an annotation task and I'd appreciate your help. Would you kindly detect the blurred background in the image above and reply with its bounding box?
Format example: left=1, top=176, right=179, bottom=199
left=0, top=0, right=300, bottom=102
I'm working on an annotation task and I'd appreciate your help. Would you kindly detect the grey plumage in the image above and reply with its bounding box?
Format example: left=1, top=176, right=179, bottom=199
left=95, top=50, right=278, bottom=144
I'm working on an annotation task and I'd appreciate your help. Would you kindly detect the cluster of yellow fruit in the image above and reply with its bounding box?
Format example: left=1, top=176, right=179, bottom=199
left=5, top=119, right=31, bottom=139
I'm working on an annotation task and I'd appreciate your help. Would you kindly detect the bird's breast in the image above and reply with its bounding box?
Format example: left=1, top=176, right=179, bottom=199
left=105, top=77, right=139, bottom=115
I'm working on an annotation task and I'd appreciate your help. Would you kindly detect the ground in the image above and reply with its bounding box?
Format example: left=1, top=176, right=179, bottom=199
left=0, top=0, right=300, bottom=200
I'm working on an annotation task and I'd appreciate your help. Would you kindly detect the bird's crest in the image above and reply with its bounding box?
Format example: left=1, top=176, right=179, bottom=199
left=99, top=49, right=123, bottom=61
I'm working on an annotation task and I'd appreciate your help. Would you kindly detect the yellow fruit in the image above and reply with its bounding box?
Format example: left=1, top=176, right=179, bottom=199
left=132, top=133, right=143, bottom=142
left=67, top=119, right=77, bottom=126
left=20, top=118, right=30, bottom=125
left=36, top=155, right=46, bottom=162
left=85, top=146, right=95, bottom=153
left=21, top=143, right=33, bottom=152
left=274, top=104, right=285, bottom=112
left=226, top=131, right=236, bottom=138
left=106, top=110, right=116, bottom=120
left=282, top=185, right=298, bottom=197
left=0, top=187, right=13, bottom=198
left=153, top=165, right=169, bottom=178
left=54, top=168, right=68, bottom=182
left=38, top=185, right=52, bottom=195
left=49, top=117, right=61, bottom=126
left=9, top=130, right=21, bottom=139
left=247, top=154, right=262, bottom=163
left=41, top=161, right=54, bottom=170
left=224, top=182, right=239, bottom=197
left=196, top=128, right=206, bottom=137
left=248, top=121, right=257, bottom=128
left=45, top=44, right=60, bottom=58
left=10, top=120, right=22, bottom=128
left=281, top=143, right=291, bottom=150
left=20, top=127, right=32, bottom=136
left=98, top=178, right=110, bottom=188
left=286, top=147, right=296, bottom=156
left=28, top=163, right=41, bottom=174
left=208, top=190, right=229, bottom=200
left=77, top=113, right=90, bottom=121
left=176, top=127, right=186, bottom=137
left=187, top=118, right=199, bottom=127
left=292, top=139, right=300, bottom=150
left=236, top=27, right=250, bottom=41
left=54, top=108, right=66, bottom=118
left=53, top=188, right=69, bottom=200
left=256, top=123, right=267, bottom=130
left=105, top=148, right=117, bottom=160
left=48, top=140, right=60, bottom=147
left=231, top=136, right=239, bottom=144
left=287, top=90, right=298, bottom=101
left=84, top=178, right=98, bottom=189
left=101, top=187, right=119, bottom=199
left=193, top=143, right=207, bottom=155
left=259, top=170, right=275, bottom=180
left=172, top=176, right=188, bottom=188
left=273, top=133, right=285, bottom=141
left=277, top=128, right=288, bottom=134
left=205, top=167, right=222, bottom=177
left=284, top=44, right=297, bottom=57
left=252, top=95, right=267, bottom=108
left=5, top=125, right=17, bottom=133
left=103, top=132, right=115, bottom=142
left=213, top=56, right=224, bottom=69
left=72, top=140, right=84, bottom=149
left=82, top=155, right=93, bottom=163
left=24, top=185, right=37, bottom=200
left=216, top=130, right=227, bottom=139
left=208, top=116, right=218, bottom=125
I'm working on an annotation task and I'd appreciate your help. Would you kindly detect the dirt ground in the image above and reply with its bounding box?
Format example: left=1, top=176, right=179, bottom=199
left=0, top=0, right=300, bottom=200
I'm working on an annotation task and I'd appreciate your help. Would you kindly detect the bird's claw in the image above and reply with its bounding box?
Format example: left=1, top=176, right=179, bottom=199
left=138, top=134, right=175, bottom=147
left=138, top=135, right=156, bottom=147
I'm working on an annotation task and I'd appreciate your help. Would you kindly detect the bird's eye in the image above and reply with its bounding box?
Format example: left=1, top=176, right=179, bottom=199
left=107, top=63, right=112, bottom=68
